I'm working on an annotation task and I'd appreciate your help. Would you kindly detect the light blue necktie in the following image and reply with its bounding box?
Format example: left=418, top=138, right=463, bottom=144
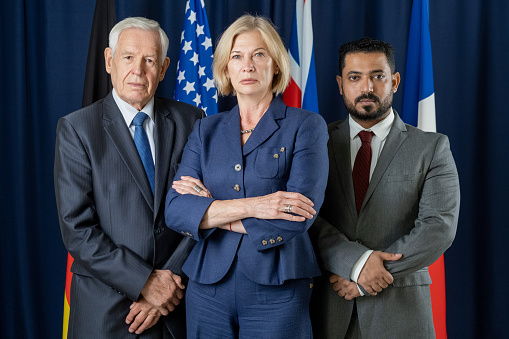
left=132, top=112, right=155, bottom=194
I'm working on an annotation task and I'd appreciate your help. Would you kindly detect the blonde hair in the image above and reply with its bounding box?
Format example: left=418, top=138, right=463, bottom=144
left=213, top=14, right=291, bottom=96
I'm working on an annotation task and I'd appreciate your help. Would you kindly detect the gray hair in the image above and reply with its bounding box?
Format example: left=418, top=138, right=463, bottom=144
left=109, top=17, right=169, bottom=65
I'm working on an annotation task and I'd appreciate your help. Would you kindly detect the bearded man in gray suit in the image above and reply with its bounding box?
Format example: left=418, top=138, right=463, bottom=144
left=55, top=17, right=204, bottom=338
left=309, top=37, right=460, bottom=338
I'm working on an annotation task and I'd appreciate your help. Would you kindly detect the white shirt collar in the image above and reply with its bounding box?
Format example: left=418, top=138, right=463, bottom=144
left=112, top=89, right=155, bottom=127
left=349, top=109, right=394, bottom=141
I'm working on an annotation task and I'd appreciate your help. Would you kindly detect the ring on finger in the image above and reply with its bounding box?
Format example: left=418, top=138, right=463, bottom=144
left=284, top=205, right=292, bottom=213
left=193, top=185, right=203, bottom=193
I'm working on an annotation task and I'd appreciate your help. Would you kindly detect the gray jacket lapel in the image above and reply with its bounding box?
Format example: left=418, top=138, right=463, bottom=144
left=363, top=112, right=408, bottom=209
left=102, top=94, right=154, bottom=210
left=330, top=120, right=358, bottom=223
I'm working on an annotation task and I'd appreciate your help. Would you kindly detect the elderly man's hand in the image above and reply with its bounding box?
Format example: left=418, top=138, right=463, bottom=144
left=140, top=270, right=185, bottom=314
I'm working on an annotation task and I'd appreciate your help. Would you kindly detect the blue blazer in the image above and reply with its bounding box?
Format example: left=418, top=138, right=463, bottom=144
left=165, top=97, right=329, bottom=285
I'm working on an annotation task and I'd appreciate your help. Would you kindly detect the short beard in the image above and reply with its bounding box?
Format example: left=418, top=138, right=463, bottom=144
left=344, top=92, right=393, bottom=122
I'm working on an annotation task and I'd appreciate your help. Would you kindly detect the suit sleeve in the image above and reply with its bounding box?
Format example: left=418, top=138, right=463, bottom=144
left=383, top=134, right=460, bottom=278
left=309, top=215, right=369, bottom=280
left=55, top=118, right=152, bottom=301
left=242, top=113, right=329, bottom=250
left=165, top=119, right=216, bottom=240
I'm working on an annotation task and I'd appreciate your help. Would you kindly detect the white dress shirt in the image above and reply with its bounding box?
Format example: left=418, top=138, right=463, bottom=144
left=348, top=110, right=395, bottom=296
left=112, top=89, right=156, bottom=163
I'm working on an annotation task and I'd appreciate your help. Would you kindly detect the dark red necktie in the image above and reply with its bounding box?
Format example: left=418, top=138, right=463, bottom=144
left=352, top=131, right=374, bottom=214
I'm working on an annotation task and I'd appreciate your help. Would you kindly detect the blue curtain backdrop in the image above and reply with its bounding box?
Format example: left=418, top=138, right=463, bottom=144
left=1, top=0, right=507, bottom=337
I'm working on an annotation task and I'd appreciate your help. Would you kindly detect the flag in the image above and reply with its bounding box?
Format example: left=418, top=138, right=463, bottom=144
left=63, top=0, right=115, bottom=338
left=174, top=0, right=217, bottom=115
left=401, top=0, right=447, bottom=338
left=283, top=0, right=319, bottom=113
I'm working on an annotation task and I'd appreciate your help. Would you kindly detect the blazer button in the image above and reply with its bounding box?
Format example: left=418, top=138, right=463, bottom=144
left=277, top=236, right=283, bottom=242
left=273, top=153, right=279, bottom=159
left=269, top=238, right=276, bottom=244
left=154, top=228, right=162, bottom=235
left=233, top=184, right=241, bottom=191
left=262, top=239, right=268, bottom=246
left=280, top=147, right=285, bottom=152
left=355, top=239, right=363, bottom=244
left=235, top=164, right=242, bottom=171
left=309, top=283, right=314, bottom=289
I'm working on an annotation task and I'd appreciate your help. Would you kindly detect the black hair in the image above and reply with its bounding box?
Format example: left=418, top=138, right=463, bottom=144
left=338, top=37, right=396, bottom=75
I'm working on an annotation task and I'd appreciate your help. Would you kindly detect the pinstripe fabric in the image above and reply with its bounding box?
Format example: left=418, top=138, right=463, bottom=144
left=55, top=92, right=205, bottom=338
left=133, top=112, right=155, bottom=195
left=352, top=131, right=374, bottom=214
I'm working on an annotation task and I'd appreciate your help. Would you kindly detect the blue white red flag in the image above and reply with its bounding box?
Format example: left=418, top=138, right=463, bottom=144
left=283, top=0, right=319, bottom=113
left=401, top=0, right=436, bottom=132
left=402, top=1, right=447, bottom=338
left=174, top=0, right=218, bottom=115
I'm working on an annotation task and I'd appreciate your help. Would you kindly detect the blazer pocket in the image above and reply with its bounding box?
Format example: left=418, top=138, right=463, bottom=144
left=387, top=172, right=422, bottom=183
left=392, top=268, right=432, bottom=287
left=255, top=147, right=286, bottom=178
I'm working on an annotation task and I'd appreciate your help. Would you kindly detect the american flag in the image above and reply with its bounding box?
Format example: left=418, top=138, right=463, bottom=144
left=174, top=0, right=218, bottom=115
left=283, top=0, right=319, bottom=113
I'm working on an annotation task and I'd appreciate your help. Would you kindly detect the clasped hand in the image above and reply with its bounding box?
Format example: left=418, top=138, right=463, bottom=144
left=330, top=251, right=402, bottom=300
left=125, top=270, right=185, bottom=334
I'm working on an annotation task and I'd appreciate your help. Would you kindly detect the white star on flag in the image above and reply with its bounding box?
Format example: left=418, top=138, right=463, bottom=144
left=190, top=52, right=199, bottom=66
left=188, top=10, right=196, bottom=24
left=203, top=77, right=215, bottom=91
left=174, top=0, right=218, bottom=115
left=202, top=37, right=212, bottom=50
left=183, top=81, right=195, bottom=95
left=196, top=24, right=204, bottom=37
left=193, top=93, right=201, bottom=106
left=198, top=66, right=206, bottom=78
left=182, top=40, right=192, bottom=54
left=177, top=71, right=185, bottom=84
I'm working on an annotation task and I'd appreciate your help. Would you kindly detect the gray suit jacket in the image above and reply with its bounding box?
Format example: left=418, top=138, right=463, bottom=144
left=309, top=113, right=460, bottom=339
left=55, top=92, right=204, bottom=338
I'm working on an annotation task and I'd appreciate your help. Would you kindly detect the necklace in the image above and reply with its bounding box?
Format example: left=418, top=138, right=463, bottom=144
left=241, top=128, right=254, bottom=134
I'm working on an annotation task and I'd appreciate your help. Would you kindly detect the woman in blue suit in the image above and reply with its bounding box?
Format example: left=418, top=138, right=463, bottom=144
left=165, top=14, right=328, bottom=338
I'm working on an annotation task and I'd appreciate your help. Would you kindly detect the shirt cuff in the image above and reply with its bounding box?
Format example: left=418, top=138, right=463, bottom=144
left=351, top=249, right=374, bottom=297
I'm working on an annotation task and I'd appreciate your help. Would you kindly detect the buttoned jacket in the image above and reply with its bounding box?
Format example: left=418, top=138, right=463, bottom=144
left=55, top=92, right=204, bottom=338
left=165, top=97, right=329, bottom=285
left=309, top=113, right=460, bottom=338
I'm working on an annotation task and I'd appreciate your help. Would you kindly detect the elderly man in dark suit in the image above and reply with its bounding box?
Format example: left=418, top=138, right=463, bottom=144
left=54, top=17, right=204, bottom=338
left=310, top=37, right=460, bottom=338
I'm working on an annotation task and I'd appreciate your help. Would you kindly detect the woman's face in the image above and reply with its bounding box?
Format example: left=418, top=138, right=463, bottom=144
left=227, top=30, right=277, bottom=99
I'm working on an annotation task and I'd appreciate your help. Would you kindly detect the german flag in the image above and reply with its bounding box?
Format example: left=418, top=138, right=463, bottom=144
left=62, top=0, right=115, bottom=337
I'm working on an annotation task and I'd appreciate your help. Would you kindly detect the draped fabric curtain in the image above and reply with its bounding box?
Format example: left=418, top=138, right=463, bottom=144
left=1, top=1, right=507, bottom=337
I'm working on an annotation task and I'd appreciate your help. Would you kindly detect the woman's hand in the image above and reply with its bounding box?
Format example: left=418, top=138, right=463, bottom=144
left=172, top=176, right=212, bottom=198
left=245, top=191, right=316, bottom=222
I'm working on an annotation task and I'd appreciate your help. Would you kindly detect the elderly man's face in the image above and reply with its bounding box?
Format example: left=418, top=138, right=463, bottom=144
left=105, top=28, right=170, bottom=111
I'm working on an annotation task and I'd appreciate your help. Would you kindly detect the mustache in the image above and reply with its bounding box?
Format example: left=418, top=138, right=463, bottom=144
left=355, top=93, right=380, bottom=104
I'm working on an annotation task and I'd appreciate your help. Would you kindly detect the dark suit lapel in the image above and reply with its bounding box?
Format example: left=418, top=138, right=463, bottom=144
left=102, top=93, right=154, bottom=210
left=153, top=102, right=175, bottom=220
left=330, top=120, right=358, bottom=223
left=242, top=97, right=285, bottom=156
left=363, top=112, right=408, bottom=208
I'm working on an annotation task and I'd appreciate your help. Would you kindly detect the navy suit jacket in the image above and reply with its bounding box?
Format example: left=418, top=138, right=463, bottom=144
left=165, top=97, right=329, bottom=285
